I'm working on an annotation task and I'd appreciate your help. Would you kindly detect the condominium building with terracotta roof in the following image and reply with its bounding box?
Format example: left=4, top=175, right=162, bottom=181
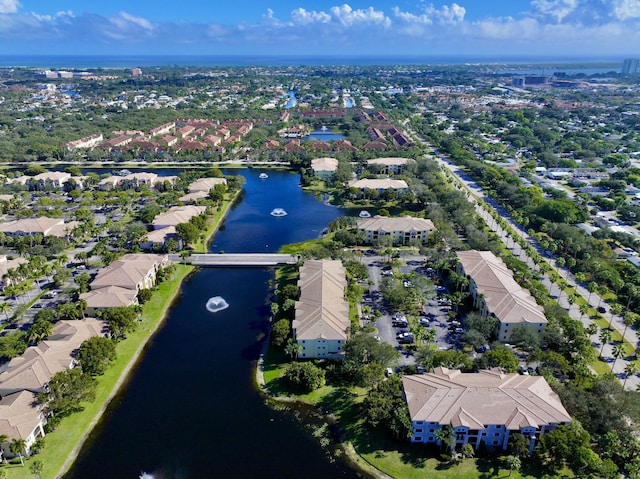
left=456, top=250, right=547, bottom=342
left=402, top=367, right=571, bottom=453
left=293, top=260, right=350, bottom=360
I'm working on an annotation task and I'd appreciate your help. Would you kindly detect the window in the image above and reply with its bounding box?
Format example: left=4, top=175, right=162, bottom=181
left=415, top=429, right=423, bottom=433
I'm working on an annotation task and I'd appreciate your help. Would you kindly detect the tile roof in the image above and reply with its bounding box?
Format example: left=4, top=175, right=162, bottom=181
left=0, top=319, right=106, bottom=396
left=311, top=157, right=339, bottom=172
left=293, top=260, right=350, bottom=341
left=0, top=391, right=43, bottom=440
left=348, top=178, right=408, bottom=190
left=457, top=250, right=547, bottom=326
left=402, top=368, right=571, bottom=429
left=357, top=215, right=434, bottom=233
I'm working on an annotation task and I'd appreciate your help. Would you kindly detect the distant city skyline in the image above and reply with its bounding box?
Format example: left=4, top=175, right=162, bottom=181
left=1, top=0, right=639, bottom=57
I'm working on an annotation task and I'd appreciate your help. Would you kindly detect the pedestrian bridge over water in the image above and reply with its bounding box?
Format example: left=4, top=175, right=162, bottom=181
left=168, top=253, right=298, bottom=267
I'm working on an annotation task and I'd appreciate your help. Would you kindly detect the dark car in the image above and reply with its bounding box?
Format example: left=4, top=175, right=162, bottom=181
left=597, top=306, right=607, bottom=314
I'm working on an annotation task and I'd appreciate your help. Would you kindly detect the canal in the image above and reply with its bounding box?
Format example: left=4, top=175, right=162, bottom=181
left=63, top=169, right=362, bottom=479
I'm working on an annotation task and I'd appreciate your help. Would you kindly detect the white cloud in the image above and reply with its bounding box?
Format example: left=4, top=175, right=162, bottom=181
left=531, top=0, right=578, bottom=22
left=100, top=11, right=154, bottom=40
left=329, top=4, right=391, bottom=27
left=613, top=0, right=640, bottom=19
left=291, top=8, right=331, bottom=25
left=0, top=0, right=19, bottom=14
left=1, top=2, right=639, bottom=56
left=392, top=6, right=433, bottom=24
left=393, top=3, right=465, bottom=26
left=426, top=3, right=466, bottom=24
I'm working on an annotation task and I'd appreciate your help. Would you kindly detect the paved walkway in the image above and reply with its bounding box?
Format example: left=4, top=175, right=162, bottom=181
left=408, top=129, right=639, bottom=390
left=168, top=253, right=297, bottom=266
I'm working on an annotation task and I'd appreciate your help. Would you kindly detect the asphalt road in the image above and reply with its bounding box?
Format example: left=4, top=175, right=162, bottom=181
left=407, top=129, right=639, bottom=391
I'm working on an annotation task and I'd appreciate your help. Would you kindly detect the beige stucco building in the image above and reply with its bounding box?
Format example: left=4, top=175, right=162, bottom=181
left=456, top=250, right=547, bottom=342
left=310, top=157, right=339, bottom=180
left=357, top=216, right=435, bottom=245
left=292, top=260, right=350, bottom=360
left=366, top=157, right=415, bottom=174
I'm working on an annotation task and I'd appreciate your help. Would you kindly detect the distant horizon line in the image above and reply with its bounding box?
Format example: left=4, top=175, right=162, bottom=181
left=0, top=53, right=631, bottom=69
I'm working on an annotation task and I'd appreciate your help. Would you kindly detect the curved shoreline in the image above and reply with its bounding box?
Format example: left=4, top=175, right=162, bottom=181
left=54, top=267, right=193, bottom=479
left=254, top=325, right=392, bottom=479
left=52, top=191, right=241, bottom=479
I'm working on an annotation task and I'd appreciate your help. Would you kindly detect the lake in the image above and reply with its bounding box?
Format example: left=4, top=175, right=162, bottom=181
left=63, top=169, right=362, bottom=479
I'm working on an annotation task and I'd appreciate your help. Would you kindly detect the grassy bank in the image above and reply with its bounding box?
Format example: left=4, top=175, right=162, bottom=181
left=2, top=264, right=193, bottom=479
left=2, top=193, right=240, bottom=479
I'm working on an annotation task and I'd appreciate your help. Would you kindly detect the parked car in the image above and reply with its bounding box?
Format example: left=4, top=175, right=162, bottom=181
left=398, top=333, right=415, bottom=344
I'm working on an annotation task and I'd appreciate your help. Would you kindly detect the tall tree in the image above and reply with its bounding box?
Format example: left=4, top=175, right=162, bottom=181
left=77, top=337, right=117, bottom=376
left=9, top=439, right=26, bottom=466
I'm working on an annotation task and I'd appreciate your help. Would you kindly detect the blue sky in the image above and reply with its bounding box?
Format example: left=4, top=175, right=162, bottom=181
left=1, top=0, right=639, bottom=57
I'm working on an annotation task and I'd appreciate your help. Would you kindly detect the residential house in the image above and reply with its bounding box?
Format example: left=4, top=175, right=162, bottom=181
left=403, top=368, right=571, bottom=453
left=292, top=260, right=350, bottom=360
left=0, top=391, right=46, bottom=457
left=65, top=133, right=104, bottom=150
left=140, top=226, right=181, bottom=251
left=81, top=286, right=139, bottom=313
left=357, top=216, right=435, bottom=245
left=310, top=157, right=340, bottom=180
left=456, top=250, right=547, bottom=342
left=179, top=191, right=209, bottom=203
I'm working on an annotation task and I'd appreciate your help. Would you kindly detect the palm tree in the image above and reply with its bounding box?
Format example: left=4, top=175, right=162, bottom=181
left=623, top=362, right=639, bottom=389
left=585, top=323, right=598, bottom=337
left=609, top=303, right=624, bottom=329
left=284, top=338, right=301, bottom=360
left=10, top=438, right=26, bottom=466
left=504, top=455, right=521, bottom=476
left=587, top=281, right=598, bottom=305
left=622, top=312, right=638, bottom=343
left=579, top=303, right=590, bottom=320
left=0, top=433, right=7, bottom=464
left=599, top=328, right=612, bottom=357
left=434, top=424, right=455, bottom=453
left=611, top=343, right=627, bottom=373
left=0, top=302, right=10, bottom=321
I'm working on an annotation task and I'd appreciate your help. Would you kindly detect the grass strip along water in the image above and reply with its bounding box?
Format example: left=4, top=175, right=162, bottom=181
left=1, top=193, right=239, bottom=479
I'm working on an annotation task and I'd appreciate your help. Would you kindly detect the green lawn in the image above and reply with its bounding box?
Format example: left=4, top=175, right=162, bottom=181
left=261, top=347, right=573, bottom=479
left=2, top=265, right=193, bottom=479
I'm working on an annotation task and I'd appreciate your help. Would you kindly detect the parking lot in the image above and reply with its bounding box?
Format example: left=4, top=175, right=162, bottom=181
left=361, top=254, right=465, bottom=369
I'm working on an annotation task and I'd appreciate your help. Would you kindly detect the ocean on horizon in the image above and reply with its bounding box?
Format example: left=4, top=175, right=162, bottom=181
left=0, top=54, right=625, bottom=70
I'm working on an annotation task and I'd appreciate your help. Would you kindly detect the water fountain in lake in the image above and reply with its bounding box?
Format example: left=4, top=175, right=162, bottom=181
left=270, top=208, right=288, bottom=217
left=206, top=296, right=229, bottom=313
